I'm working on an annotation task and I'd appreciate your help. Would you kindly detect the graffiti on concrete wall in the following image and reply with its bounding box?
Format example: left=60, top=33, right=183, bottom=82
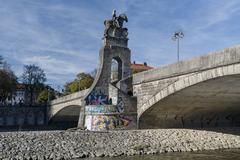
left=85, top=105, right=118, bottom=113
left=85, top=98, right=125, bottom=114
left=92, top=116, right=118, bottom=130
left=85, top=115, right=136, bottom=131
left=84, top=89, right=137, bottom=131
left=116, top=97, right=124, bottom=113
left=86, top=89, right=111, bottom=105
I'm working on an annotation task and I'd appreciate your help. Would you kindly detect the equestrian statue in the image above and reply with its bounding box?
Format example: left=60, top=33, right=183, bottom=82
left=104, top=10, right=128, bottom=38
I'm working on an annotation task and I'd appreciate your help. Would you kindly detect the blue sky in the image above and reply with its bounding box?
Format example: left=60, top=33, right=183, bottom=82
left=1, top=0, right=240, bottom=89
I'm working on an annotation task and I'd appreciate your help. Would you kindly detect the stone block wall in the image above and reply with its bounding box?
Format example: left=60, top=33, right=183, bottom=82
left=0, top=106, right=47, bottom=127
left=133, top=45, right=240, bottom=116
left=133, top=74, right=192, bottom=112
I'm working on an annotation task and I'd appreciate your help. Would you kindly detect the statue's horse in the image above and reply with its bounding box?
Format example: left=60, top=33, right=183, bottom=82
left=115, top=13, right=128, bottom=28
left=104, top=13, right=128, bottom=37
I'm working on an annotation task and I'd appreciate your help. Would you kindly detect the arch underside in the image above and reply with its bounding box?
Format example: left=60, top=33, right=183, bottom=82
left=139, top=75, right=240, bottom=129
left=50, top=105, right=81, bottom=123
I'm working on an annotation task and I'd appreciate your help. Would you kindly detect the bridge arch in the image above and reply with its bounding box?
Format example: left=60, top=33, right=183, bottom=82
left=49, top=105, right=83, bottom=128
left=138, top=63, right=240, bottom=128
left=111, top=56, right=123, bottom=82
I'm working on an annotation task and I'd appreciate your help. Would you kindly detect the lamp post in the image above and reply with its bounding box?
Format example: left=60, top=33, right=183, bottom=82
left=46, top=83, right=53, bottom=105
left=172, top=31, right=184, bottom=62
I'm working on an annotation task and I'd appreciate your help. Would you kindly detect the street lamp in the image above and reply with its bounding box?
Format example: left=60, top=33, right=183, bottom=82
left=46, top=84, right=54, bottom=104
left=172, top=31, right=184, bottom=62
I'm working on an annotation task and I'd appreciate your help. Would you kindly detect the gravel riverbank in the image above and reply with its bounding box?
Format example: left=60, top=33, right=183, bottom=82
left=1, top=129, right=240, bottom=159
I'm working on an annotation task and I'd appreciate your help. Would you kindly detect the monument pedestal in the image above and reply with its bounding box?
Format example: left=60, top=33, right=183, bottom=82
left=84, top=105, right=136, bottom=131
left=78, top=11, right=137, bottom=131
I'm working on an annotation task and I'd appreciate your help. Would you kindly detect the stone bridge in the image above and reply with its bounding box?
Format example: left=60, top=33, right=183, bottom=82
left=50, top=45, right=240, bottom=129
left=49, top=89, right=88, bottom=123
left=133, top=45, right=240, bottom=128
left=49, top=12, right=240, bottom=130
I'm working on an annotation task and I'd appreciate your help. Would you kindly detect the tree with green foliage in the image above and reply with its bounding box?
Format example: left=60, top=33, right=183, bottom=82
left=21, top=64, right=46, bottom=105
left=76, top=72, right=94, bottom=90
left=64, top=72, right=94, bottom=95
left=0, top=57, right=17, bottom=104
left=37, top=88, right=56, bottom=104
left=64, top=81, right=79, bottom=95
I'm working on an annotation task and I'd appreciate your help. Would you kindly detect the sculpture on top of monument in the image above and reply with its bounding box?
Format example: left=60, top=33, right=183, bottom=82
left=104, top=10, right=128, bottom=38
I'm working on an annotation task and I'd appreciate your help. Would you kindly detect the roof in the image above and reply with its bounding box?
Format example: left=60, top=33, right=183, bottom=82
left=16, top=83, right=26, bottom=90
left=131, top=63, right=153, bottom=71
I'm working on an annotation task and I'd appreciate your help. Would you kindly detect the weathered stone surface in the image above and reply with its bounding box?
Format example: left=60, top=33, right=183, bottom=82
left=46, top=11, right=136, bottom=132
left=133, top=45, right=240, bottom=85
left=1, top=129, right=240, bottom=159
left=49, top=12, right=240, bottom=131
left=133, top=45, right=240, bottom=128
left=49, top=89, right=88, bottom=124
left=0, top=106, right=47, bottom=127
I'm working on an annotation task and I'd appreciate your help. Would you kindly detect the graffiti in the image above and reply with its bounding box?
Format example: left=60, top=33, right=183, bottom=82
left=84, top=89, right=137, bottom=130
left=85, top=98, right=124, bottom=113
left=85, top=105, right=118, bottom=114
left=116, top=97, right=124, bottom=113
left=85, top=115, right=135, bottom=131
left=119, top=115, right=133, bottom=127
left=92, top=116, right=118, bottom=130
left=86, top=89, right=111, bottom=105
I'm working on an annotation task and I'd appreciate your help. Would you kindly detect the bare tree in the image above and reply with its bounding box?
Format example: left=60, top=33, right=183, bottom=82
left=22, top=64, right=46, bottom=105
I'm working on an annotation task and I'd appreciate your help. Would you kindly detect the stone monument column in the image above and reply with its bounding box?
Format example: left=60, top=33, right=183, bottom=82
left=78, top=11, right=137, bottom=131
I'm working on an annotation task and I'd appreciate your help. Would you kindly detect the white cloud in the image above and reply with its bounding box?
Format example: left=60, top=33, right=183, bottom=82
left=1, top=0, right=240, bottom=87
left=22, top=56, right=80, bottom=75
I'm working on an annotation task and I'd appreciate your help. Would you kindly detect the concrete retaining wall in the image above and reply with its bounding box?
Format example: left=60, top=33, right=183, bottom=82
left=0, top=106, right=47, bottom=127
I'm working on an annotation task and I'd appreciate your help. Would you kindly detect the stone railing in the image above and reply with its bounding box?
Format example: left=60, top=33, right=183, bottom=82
left=133, top=45, right=240, bottom=85
left=50, top=89, right=89, bottom=105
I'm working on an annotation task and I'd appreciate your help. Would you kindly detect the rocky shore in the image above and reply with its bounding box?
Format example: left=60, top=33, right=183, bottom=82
left=1, top=129, right=240, bottom=159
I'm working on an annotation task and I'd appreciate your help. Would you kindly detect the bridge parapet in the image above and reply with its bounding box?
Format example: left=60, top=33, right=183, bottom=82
left=50, top=89, right=89, bottom=105
left=133, top=45, right=240, bottom=116
left=133, top=45, right=240, bottom=85
left=49, top=89, right=89, bottom=121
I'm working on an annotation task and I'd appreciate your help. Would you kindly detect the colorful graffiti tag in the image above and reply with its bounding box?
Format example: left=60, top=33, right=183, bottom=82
left=85, top=105, right=118, bottom=114
left=84, top=89, right=136, bottom=131
left=85, top=114, right=136, bottom=131
left=86, top=89, right=111, bottom=105
left=92, top=116, right=118, bottom=130
left=116, top=97, right=124, bottom=113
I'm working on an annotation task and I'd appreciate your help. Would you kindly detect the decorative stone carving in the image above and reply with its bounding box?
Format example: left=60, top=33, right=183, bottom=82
left=104, top=10, right=128, bottom=38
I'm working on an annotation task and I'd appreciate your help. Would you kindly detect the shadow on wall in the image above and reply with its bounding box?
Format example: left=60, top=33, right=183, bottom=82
left=49, top=105, right=82, bottom=130
left=0, top=106, right=47, bottom=132
left=139, top=112, right=240, bottom=136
